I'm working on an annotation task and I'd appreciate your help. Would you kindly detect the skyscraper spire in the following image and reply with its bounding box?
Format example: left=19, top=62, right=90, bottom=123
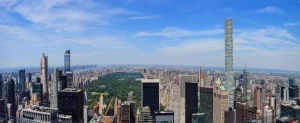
left=199, top=66, right=204, bottom=87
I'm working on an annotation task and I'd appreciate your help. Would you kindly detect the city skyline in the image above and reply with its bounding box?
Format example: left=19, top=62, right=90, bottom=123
left=0, top=0, right=300, bottom=70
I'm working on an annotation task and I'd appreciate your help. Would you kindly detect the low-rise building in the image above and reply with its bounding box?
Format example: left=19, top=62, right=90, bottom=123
left=16, top=106, right=59, bottom=123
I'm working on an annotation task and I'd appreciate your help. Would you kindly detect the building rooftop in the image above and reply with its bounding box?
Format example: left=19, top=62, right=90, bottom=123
left=139, top=78, right=160, bottom=83
left=220, top=86, right=227, bottom=91
left=192, top=113, right=205, bottom=116
left=24, top=106, right=58, bottom=114
left=58, top=114, right=72, bottom=119
left=154, top=110, right=174, bottom=114
left=277, top=116, right=295, bottom=122
left=60, top=88, right=82, bottom=92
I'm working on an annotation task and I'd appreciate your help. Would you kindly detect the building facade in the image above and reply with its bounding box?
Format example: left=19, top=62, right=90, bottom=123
left=40, top=54, right=49, bottom=106
left=31, top=82, right=43, bottom=105
left=40, top=54, right=48, bottom=94
left=154, top=111, right=174, bottom=123
left=17, top=106, right=59, bottom=123
left=199, top=87, right=213, bottom=123
left=58, top=88, right=83, bottom=123
left=141, top=79, right=160, bottom=116
left=64, top=50, right=71, bottom=74
left=185, top=82, right=198, bottom=123
left=224, top=18, right=235, bottom=108
left=235, top=102, right=258, bottom=122
left=50, top=67, right=59, bottom=108
left=179, top=75, right=198, bottom=98
left=170, top=85, right=180, bottom=123
left=213, top=86, right=228, bottom=123
left=7, top=79, right=16, bottom=117
left=18, top=69, right=26, bottom=94
left=0, top=74, right=2, bottom=99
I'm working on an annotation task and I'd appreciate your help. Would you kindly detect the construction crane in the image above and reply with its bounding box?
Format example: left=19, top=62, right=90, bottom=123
left=105, top=99, right=113, bottom=116
left=101, top=99, right=113, bottom=123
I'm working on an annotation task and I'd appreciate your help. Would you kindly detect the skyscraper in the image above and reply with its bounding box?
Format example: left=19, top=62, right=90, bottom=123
left=27, top=73, right=32, bottom=82
left=199, top=87, right=213, bottom=123
left=170, top=85, right=180, bottom=123
left=18, top=69, right=26, bottom=93
left=213, top=86, right=229, bottom=123
left=64, top=50, right=71, bottom=74
left=40, top=54, right=49, bottom=102
left=31, top=82, right=43, bottom=105
left=199, top=67, right=204, bottom=87
left=0, top=99, right=5, bottom=118
left=179, top=75, right=198, bottom=98
left=254, top=86, right=262, bottom=111
left=0, top=74, right=2, bottom=99
left=66, top=71, right=73, bottom=88
left=50, top=67, right=59, bottom=108
left=141, top=79, right=160, bottom=116
left=58, top=88, right=83, bottom=123
left=185, top=82, right=198, bottom=123
left=179, top=75, right=198, bottom=123
left=243, top=65, right=252, bottom=104
left=59, top=70, right=67, bottom=91
left=224, top=18, right=234, bottom=108
left=7, top=79, right=16, bottom=117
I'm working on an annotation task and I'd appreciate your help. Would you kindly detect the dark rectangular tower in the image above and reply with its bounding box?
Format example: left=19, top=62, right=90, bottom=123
left=185, top=82, right=198, bottom=123
left=199, top=87, right=213, bottom=123
left=141, top=79, right=159, bottom=116
left=7, top=79, right=15, bottom=117
left=27, top=73, right=32, bottom=82
left=58, top=88, right=83, bottom=123
left=0, top=74, right=2, bottom=99
left=18, top=69, right=26, bottom=93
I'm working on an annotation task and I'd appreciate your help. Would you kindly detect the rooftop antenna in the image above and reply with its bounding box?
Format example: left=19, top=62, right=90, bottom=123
left=45, top=45, right=48, bottom=55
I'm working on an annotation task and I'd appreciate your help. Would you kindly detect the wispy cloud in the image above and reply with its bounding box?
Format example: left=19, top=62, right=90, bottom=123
left=257, top=6, right=284, bottom=15
left=128, top=15, right=159, bottom=20
left=156, top=26, right=300, bottom=70
left=134, top=27, right=223, bottom=37
left=0, top=0, right=135, bottom=32
left=284, top=22, right=300, bottom=27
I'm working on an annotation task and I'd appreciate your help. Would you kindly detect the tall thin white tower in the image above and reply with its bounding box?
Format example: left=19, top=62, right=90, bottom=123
left=224, top=18, right=234, bottom=108
left=50, top=67, right=59, bottom=108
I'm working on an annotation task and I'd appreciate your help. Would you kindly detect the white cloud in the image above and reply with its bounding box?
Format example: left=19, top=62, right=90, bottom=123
left=284, top=22, right=300, bottom=27
left=128, top=15, right=159, bottom=20
left=155, top=26, right=300, bottom=70
left=0, top=0, right=19, bottom=9
left=257, top=6, right=284, bottom=15
left=0, top=0, right=135, bottom=32
left=134, top=27, right=223, bottom=37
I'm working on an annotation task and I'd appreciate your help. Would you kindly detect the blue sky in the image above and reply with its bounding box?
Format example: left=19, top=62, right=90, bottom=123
left=0, top=0, right=300, bottom=70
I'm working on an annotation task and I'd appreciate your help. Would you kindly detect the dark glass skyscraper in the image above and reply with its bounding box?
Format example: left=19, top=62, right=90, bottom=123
left=185, top=82, right=198, bottom=123
left=64, top=50, right=71, bottom=74
left=59, top=70, right=67, bottom=90
left=141, top=79, right=159, bottom=116
left=31, top=82, right=43, bottom=104
left=0, top=74, right=2, bottom=99
left=27, top=73, right=32, bottom=82
left=58, top=88, right=83, bottom=123
left=18, top=69, right=26, bottom=93
left=7, top=79, right=16, bottom=117
left=200, top=87, right=213, bottom=123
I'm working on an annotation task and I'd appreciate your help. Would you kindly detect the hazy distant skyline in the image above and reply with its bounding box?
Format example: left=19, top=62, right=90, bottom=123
left=0, top=0, right=300, bottom=70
